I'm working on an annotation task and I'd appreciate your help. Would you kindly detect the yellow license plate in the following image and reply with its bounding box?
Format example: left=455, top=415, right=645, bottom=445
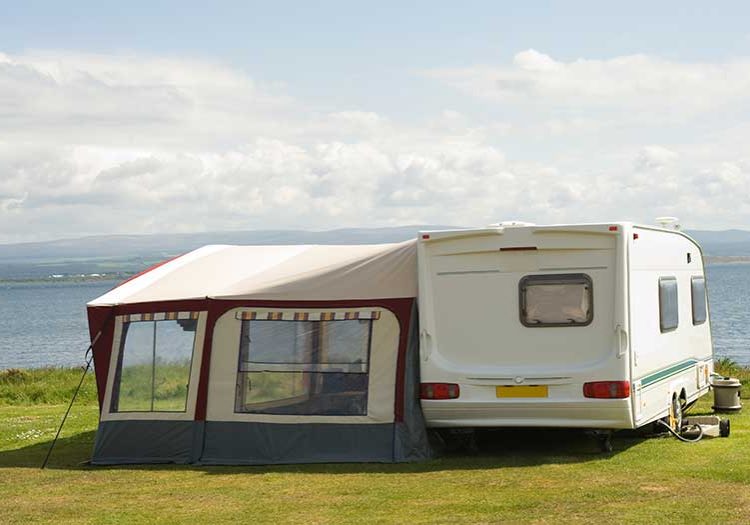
left=496, top=385, right=548, bottom=398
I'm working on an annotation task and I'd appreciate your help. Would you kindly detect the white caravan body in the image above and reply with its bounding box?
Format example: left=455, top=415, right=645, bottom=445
left=418, top=223, right=713, bottom=430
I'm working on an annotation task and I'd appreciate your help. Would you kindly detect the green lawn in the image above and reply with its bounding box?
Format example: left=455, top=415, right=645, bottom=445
left=1, top=368, right=749, bottom=524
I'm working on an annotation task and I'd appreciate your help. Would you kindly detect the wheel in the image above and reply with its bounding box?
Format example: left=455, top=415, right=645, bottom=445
left=669, top=395, right=683, bottom=433
left=720, top=418, right=731, bottom=438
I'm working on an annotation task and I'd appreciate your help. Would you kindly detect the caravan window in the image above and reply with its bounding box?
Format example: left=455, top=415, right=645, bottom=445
left=235, top=319, right=372, bottom=416
left=519, top=274, right=593, bottom=327
left=111, top=319, right=197, bottom=412
left=659, top=277, right=679, bottom=332
left=691, top=276, right=707, bottom=325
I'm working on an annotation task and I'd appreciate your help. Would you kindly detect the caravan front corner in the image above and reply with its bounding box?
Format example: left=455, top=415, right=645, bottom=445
left=417, top=222, right=713, bottom=440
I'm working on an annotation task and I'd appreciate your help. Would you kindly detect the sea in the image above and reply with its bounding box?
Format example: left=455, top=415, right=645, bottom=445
left=1, top=264, right=749, bottom=369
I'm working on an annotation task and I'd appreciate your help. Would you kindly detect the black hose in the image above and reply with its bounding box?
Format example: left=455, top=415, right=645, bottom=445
left=655, top=419, right=704, bottom=443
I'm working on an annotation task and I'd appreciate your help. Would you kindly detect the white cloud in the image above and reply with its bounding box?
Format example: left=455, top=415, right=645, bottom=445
left=427, top=49, right=750, bottom=116
left=0, top=51, right=296, bottom=148
left=634, top=146, right=679, bottom=172
left=0, top=49, right=749, bottom=242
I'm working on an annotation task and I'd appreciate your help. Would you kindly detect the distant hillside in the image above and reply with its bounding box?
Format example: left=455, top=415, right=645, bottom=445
left=0, top=226, right=456, bottom=280
left=0, top=225, right=747, bottom=281
left=687, top=229, right=750, bottom=256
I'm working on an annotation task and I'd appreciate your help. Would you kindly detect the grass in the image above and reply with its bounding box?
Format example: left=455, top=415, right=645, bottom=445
left=715, top=357, right=750, bottom=385
left=0, top=367, right=97, bottom=406
left=1, top=366, right=749, bottom=524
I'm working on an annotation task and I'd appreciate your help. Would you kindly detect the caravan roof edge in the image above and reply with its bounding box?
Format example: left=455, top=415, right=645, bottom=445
left=632, top=224, right=705, bottom=257
left=419, top=222, right=632, bottom=243
left=419, top=227, right=504, bottom=243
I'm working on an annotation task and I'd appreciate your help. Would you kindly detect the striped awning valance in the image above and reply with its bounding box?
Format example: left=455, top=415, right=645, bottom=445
left=121, top=311, right=201, bottom=323
left=235, top=310, right=381, bottom=321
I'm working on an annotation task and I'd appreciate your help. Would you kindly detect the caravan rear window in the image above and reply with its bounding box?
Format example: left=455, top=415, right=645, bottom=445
left=235, top=318, right=372, bottom=416
left=111, top=319, right=197, bottom=412
left=519, top=274, right=593, bottom=327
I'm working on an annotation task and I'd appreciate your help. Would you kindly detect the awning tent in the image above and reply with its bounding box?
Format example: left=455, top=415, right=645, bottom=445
left=86, top=240, right=431, bottom=465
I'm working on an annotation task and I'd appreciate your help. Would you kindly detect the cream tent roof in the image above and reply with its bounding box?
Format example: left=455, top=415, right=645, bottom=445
left=88, top=240, right=417, bottom=306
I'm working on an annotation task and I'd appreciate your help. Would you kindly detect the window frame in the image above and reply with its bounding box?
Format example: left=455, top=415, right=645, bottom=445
left=110, top=318, right=198, bottom=414
left=691, top=275, right=707, bottom=326
left=658, top=276, right=680, bottom=333
left=234, top=317, right=374, bottom=416
left=518, top=273, right=594, bottom=328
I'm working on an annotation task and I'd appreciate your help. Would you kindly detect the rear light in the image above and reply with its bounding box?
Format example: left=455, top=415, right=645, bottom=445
left=583, top=381, right=630, bottom=399
left=420, top=383, right=460, bottom=399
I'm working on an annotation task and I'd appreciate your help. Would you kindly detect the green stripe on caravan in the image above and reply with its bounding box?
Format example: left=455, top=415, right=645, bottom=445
left=639, top=359, right=698, bottom=388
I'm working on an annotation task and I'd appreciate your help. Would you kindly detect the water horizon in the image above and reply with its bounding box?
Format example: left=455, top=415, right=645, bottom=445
left=1, top=264, right=749, bottom=370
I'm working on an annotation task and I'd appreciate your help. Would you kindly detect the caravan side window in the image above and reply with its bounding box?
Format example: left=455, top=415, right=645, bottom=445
left=519, top=274, right=593, bottom=327
left=659, top=276, right=679, bottom=332
left=235, top=317, right=372, bottom=416
left=111, top=319, right=197, bottom=412
left=691, top=276, right=707, bottom=325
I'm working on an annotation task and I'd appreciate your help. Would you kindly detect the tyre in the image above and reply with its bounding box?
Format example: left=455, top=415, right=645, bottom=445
left=720, top=418, right=731, bottom=438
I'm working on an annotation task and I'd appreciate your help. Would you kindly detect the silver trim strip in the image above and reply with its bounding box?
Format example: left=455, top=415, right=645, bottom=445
left=437, top=269, right=500, bottom=276
left=539, top=266, right=608, bottom=271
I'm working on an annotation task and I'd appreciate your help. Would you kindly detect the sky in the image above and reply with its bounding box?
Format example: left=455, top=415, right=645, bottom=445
left=1, top=1, right=750, bottom=243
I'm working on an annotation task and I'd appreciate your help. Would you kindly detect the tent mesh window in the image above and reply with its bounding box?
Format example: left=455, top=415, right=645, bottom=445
left=519, top=274, right=593, bottom=327
left=234, top=314, right=374, bottom=416
left=111, top=316, right=198, bottom=413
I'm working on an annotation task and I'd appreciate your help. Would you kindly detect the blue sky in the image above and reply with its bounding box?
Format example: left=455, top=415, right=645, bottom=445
left=1, top=2, right=749, bottom=241
left=5, top=2, right=750, bottom=109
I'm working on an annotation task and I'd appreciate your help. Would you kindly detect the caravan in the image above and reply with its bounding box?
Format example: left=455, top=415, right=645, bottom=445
left=418, top=222, right=713, bottom=437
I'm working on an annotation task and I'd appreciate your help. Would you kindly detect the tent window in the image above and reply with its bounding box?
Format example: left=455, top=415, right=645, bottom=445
left=111, top=319, right=197, bottom=412
left=659, top=276, right=679, bottom=332
left=691, top=276, right=707, bottom=325
left=519, top=274, right=593, bottom=327
left=235, top=319, right=372, bottom=415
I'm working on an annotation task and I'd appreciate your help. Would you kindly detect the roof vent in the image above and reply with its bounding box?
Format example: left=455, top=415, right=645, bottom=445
left=655, top=217, right=681, bottom=230
left=488, top=220, right=535, bottom=228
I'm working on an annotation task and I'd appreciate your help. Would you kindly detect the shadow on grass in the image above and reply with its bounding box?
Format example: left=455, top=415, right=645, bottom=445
left=1, top=427, right=648, bottom=474
left=0, top=430, right=96, bottom=470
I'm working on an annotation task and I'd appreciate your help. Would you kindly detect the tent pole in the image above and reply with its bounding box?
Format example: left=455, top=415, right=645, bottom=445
left=151, top=321, right=156, bottom=412
left=41, top=334, right=99, bottom=469
left=41, top=310, right=113, bottom=469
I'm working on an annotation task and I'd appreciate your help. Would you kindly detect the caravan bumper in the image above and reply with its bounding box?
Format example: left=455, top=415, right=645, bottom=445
left=422, top=399, right=634, bottom=429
